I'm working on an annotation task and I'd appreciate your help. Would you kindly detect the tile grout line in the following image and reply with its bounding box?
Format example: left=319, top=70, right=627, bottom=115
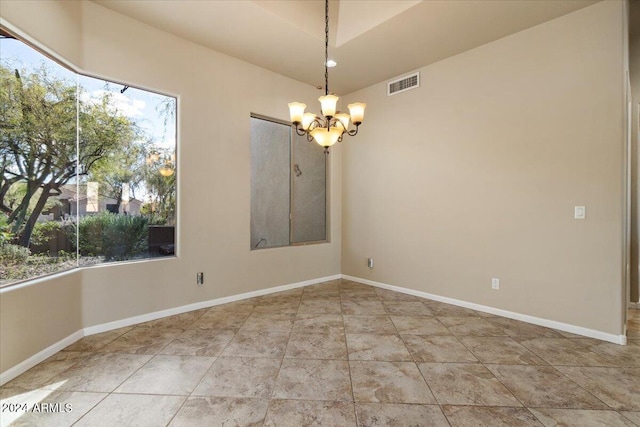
left=264, top=292, right=301, bottom=416
left=69, top=392, right=110, bottom=426
left=453, top=330, right=538, bottom=423
left=162, top=301, right=253, bottom=425
left=339, top=282, right=360, bottom=427
left=550, top=365, right=622, bottom=411
left=390, top=304, right=452, bottom=426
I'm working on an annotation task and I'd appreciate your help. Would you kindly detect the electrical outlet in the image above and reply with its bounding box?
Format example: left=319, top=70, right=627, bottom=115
left=367, top=258, right=374, bottom=268
left=197, top=272, right=204, bottom=286
left=491, top=278, right=500, bottom=290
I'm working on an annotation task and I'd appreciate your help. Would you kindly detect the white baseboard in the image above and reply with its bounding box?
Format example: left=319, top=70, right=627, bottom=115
left=342, top=275, right=627, bottom=345
left=83, top=274, right=341, bottom=336
left=629, top=302, right=639, bottom=310
left=1, top=274, right=340, bottom=385
left=0, top=330, right=83, bottom=386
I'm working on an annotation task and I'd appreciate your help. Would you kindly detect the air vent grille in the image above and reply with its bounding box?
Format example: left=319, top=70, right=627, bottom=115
left=387, top=72, right=420, bottom=96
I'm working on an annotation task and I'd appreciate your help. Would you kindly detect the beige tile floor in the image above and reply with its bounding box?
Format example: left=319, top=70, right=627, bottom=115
left=1, top=279, right=639, bottom=426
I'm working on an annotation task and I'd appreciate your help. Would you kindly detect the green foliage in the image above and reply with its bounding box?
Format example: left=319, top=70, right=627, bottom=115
left=1, top=65, right=78, bottom=238
left=0, top=243, right=30, bottom=264
left=139, top=205, right=168, bottom=226
left=143, top=154, right=177, bottom=226
left=1, top=182, right=26, bottom=214
left=1, top=63, right=140, bottom=247
left=89, top=144, right=146, bottom=211
left=78, top=212, right=148, bottom=261
left=77, top=214, right=102, bottom=256
left=30, top=220, right=61, bottom=247
left=102, top=215, right=148, bottom=261
left=0, top=216, right=77, bottom=284
left=0, top=214, right=12, bottom=245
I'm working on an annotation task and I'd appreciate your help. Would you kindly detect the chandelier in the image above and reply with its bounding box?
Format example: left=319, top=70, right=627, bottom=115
left=288, top=0, right=366, bottom=153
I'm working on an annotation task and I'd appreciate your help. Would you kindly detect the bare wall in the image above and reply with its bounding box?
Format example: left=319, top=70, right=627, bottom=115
left=0, top=0, right=82, bottom=66
left=0, top=272, right=82, bottom=373
left=342, top=0, right=626, bottom=335
left=631, top=0, right=640, bottom=303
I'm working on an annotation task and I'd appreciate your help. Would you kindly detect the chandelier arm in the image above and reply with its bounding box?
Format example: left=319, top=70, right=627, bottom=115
left=346, top=125, right=360, bottom=137
left=333, top=119, right=350, bottom=133
left=293, top=124, right=308, bottom=136
left=313, top=117, right=325, bottom=129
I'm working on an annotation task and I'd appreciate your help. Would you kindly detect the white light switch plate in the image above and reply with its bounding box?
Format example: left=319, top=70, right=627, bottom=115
left=574, top=206, right=586, bottom=220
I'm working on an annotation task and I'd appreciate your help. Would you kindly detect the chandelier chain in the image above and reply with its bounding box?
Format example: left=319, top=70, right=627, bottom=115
left=324, top=0, right=329, bottom=96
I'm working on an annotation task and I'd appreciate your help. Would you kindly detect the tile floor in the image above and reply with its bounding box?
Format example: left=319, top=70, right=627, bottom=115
left=1, top=279, right=639, bottom=426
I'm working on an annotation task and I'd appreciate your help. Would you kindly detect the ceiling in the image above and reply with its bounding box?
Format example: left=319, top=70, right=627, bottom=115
left=92, top=0, right=600, bottom=95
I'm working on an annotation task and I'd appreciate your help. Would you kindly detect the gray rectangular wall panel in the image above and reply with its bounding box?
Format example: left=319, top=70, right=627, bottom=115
left=292, top=133, right=326, bottom=243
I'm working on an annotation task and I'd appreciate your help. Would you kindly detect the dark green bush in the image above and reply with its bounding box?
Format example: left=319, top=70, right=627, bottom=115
left=30, top=221, right=61, bottom=247
left=78, top=212, right=149, bottom=261
left=77, top=214, right=104, bottom=256
left=102, top=214, right=149, bottom=261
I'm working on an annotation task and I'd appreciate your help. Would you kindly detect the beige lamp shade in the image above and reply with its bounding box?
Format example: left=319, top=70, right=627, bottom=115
left=335, top=113, right=350, bottom=130
left=302, top=113, right=317, bottom=130
left=348, top=102, right=366, bottom=124
left=288, top=102, right=306, bottom=123
left=319, top=95, right=339, bottom=117
left=310, top=126, right=342, bottom=147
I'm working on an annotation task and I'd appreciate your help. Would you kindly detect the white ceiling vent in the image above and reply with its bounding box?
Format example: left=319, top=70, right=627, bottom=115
left=387, top=72, right=419, bottom=96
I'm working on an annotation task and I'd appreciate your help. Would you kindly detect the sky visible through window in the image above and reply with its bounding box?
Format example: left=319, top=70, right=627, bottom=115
left=0, top=37, right=175, bottom=153
left=0, top=37, right=176, bottom=202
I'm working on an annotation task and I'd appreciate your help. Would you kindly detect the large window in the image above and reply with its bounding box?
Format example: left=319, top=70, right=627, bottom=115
left=0, top=32, right=177, bottom=286
left=250, top=115, right=327, bottom=249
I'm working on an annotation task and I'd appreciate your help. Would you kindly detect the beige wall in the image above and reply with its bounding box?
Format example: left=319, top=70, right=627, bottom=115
left=631, top=0, right=640, bottom=303
left=0, top=272, right=82, bottom=372
left=342, top=0, right=627, bottom=335
left=0, top=0, right=82, bottom=67
left=0, top=0, right=341, bottom=371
